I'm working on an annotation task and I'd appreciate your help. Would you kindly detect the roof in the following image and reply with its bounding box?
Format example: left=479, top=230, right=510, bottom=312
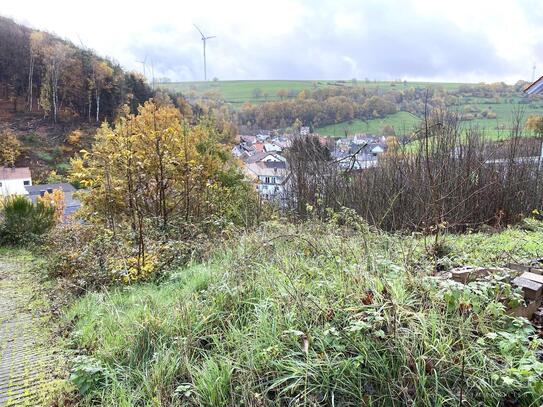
left=245, top=161, right=288, bottom=178
left=244, top=151, right=285, bottom=164
left=0, top=167, right=31, bottom=180
left=525, top=75, right=543, bottom=95
left=25, top=183, right=76, bottom=195
left=264, top=143, right=282, bottom=152
left=240, top=135, right=256, bottom=144
left=25, top=183, right=81, bottom=216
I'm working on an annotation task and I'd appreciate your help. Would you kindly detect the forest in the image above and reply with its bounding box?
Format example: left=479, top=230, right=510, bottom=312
left=0, top=16, right=152, bottom=123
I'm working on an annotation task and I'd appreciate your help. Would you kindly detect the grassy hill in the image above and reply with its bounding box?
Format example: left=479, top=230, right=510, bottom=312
left=159, top=79, right=468, bottom=105
left=316, top=111, right=421, bottom=137
left=160, top=79, right=543, bottom=138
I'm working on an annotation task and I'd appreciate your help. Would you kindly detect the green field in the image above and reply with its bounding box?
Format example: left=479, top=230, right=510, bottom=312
left=317, top=103, right=543, bottom=138
left=159, top=80, right=543, bottom=138
left=158, top=79, right=468, bottom=105
left=316, top=111, right=421, bottom=137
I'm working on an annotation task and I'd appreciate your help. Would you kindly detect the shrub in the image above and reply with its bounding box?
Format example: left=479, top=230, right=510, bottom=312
left=45, top=221, right=222, bottom=291
left=0, top=129, right=21, bottom=166
left=0, top=196, right=55, bottom=245
left=37, top=151, right=54, bottom=162
left=286, top=109, right=543, bottom=232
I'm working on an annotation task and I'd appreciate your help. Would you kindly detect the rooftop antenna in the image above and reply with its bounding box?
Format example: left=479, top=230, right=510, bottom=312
left=194, top=24, right=216, bottom=81
left=136, top=55, right=148, bottom=79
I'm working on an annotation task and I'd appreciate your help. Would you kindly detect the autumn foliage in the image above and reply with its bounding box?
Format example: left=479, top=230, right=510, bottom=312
left=66, top=100, right=259, bottom=282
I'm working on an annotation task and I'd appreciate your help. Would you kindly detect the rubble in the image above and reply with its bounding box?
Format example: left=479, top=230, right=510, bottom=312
left=449, top=259, right=543, bottom=321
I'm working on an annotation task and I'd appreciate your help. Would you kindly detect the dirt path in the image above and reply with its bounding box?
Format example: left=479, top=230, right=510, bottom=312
left=0, top=251, right=62, bottom=406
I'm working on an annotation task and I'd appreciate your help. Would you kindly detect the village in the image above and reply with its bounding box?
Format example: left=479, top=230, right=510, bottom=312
left=233, top=127, right=388, bottom=203
left=0, top=128, right=387, bottom=214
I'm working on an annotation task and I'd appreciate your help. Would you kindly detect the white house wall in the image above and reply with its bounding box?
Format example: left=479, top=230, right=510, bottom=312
left=0, top=178, right=31, bottom=196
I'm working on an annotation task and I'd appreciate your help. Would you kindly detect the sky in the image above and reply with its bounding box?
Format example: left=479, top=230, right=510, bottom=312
left=3, top=0, right=543, bottom=83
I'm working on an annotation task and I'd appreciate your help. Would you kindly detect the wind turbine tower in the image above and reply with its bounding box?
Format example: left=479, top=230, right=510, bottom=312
left=194, top=25, right=216, bottom=81
left=533, top=63, right=537, bottom=82
left=136, top=55, right=148, bottom=79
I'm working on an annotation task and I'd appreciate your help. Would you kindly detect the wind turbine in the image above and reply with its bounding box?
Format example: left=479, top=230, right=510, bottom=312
left=194, top=25, right=216, bottom=81
left=136, top=55, right=148, bottom=79
left=532, top=63, right=537, bottom=82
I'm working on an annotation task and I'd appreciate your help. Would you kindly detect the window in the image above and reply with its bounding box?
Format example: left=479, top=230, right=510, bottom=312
left=265, top=177, right=271, bottom=184
left=23, top=180, right=30, bottom=186
left=0, top=182, right=2, bottom=187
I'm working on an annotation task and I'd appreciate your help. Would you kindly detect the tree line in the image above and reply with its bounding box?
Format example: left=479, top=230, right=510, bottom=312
left=233, top=79, right=538, bottom=132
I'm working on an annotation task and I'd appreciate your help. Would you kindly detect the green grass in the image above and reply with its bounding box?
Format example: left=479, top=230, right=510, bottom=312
left=63, top=218, right=543, bottom=405
left=317, top=103, right=543, bottom=138
left=159, top=80, right=469, bottom=105
left=316, top=111, right=421, bottom=137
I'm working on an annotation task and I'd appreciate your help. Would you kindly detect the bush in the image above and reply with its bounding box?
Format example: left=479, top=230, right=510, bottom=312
left=0, top=196, right=55, bottom=245
left=45, top=220, right=225, bottom=292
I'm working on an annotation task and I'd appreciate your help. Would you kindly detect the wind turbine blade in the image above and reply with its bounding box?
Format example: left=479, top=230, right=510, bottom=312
left=194, top=24, right=205, bottom=38
left=206, top=36, right=217, bottom=40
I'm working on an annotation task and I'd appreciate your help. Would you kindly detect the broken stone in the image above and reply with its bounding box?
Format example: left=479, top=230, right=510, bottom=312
left=450, top=266, right=497, bottom=284
left=512, top=276, right=543, bottom=301
left=507, top=263, right=533, bottom=273
left=508, top=298, right=542, bottom=319
left=519, top=272, right=543, bottom=285
left=506, top=262, right=543, bottom=275
left=533, top=308, right=543, bottom=326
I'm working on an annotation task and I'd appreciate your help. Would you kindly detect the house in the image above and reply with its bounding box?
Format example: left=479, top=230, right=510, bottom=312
left=256, top=133, right=271, bottom=142
left=243, top=153, right=289, bottom=202
left=240, top=135, right=257, bottom=145
left=300, top=126, right=310, bottom=136
left=0, top=167, right=32, bottom=196
left=264, top=142, right=282, bottom=153
left=334, top=151, right=379, bottom=171
left=25, top=183, right=81, bottom=218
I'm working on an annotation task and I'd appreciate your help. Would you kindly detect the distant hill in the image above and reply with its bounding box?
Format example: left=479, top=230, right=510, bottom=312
left=158, top=79, right=468, bottom=105
left=159, top=79, right=543, bottom=138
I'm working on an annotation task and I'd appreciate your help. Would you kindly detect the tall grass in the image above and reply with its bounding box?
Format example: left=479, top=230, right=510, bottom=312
left=63, top=219, right=543, bottom=406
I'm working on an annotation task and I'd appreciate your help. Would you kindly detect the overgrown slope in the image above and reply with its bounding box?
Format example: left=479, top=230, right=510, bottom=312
left=63, top=219, right=543, bottom=406
left=0, top=15, right=153, bottom=178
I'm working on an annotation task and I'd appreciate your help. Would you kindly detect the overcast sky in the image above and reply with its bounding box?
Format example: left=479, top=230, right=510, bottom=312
left=3, top=0, right=543, bottom=83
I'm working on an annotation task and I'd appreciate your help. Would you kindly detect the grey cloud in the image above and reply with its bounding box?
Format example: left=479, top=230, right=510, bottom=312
left=127, top=1, right=522, bottom=81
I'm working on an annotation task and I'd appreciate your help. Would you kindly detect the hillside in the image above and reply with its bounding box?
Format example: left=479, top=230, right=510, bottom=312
left=160, top=79, right=543, bottom=138
left=0, top=16, right=153, bottom=179
left=159, top=79, right=468, bottom=105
